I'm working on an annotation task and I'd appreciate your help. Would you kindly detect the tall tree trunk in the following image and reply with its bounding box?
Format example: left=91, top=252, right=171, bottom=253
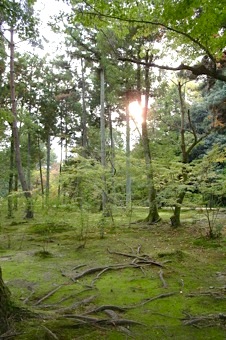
left=13, top=173, right=18, bottom=211
left=81, top=58, right=87, bottom=154
left=58, top=113, right=63, bottom=200
left=100, top=67, right=107, bottom=214
left=170, top=81, right=188, bottom=227
left=108, top=106, right=116, bottom=206
left=138, top=51, right=160, bottom=223
left=125, top=94, right=131, bottom=208
left=8, top=129, right=14, bottom=218
left=10, top=28, right=33, bottom=218
left=0, top=267, right=12, bottom=334
left=37, top=136, right=44, bottom=197
left=45, top=133, right=51, bottom=203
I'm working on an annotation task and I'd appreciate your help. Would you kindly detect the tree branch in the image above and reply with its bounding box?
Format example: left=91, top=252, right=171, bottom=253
left=74, top=8, right=214, bottom=61
left=117, top=57, right=226, bottom=82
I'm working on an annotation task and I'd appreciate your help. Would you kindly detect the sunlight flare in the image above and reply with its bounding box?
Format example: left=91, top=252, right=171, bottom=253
left=128, top=100, right=143, bottom=125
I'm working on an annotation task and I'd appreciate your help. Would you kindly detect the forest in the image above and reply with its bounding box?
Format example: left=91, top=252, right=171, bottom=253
left=0, top=0, right=226, bottom=339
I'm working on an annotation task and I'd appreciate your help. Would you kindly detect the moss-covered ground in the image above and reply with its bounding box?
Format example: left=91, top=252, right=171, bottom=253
left=0, top=205, right=225, bottom=339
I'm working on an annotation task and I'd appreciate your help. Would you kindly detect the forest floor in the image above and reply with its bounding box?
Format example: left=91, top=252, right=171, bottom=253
left=0, top=205, right=226, bottom=339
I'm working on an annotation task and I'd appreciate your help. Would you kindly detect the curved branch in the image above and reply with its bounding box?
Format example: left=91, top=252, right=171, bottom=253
left=117, top=57, right=226, bottom=82
left=73, top=8, right=214, bottom=61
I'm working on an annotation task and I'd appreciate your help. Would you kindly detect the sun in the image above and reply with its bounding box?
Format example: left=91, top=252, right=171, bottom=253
left=128, top=100, right=143, bottom=126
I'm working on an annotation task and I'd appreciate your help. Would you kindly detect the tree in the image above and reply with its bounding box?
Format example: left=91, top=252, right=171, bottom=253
left=0, top=267, right=12, bottom=334
left=10, top=29, right=34, bottom=218
left=1, top=0, right=39, bottom=218
left=0, top=0, right=38, bottom=329
left=67, top=0, right=226, bottom=85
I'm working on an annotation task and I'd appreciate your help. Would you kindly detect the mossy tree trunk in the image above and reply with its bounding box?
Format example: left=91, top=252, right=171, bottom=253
left=0, top=267, right=11, bottom=334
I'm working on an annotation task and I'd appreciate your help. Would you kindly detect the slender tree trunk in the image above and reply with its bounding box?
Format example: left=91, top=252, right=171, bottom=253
left=58, top=113, right=63, bottom=200
left=0, top=267, right=12, bottom=334
left=8, top=128, right=14, bottom=218
left=100, top=67, right=107, bottom=214
left=138, top=51, right=160, bottom=223
left=170, top=81, right=188, bottom=227
left=27, top=131, right=31, bottom=191
left=10, top=28, right=33, bottom=218
left=37, top=136, right=44, bottom=197
left=13, top=173, right=18, bottom=211
left=108, top=106, right=116, bottom=207
left=125, top=95, right=131, bottom=208
left=45, top=133, right=51, bottom=203
left=81, top=58, right=87, bottom=154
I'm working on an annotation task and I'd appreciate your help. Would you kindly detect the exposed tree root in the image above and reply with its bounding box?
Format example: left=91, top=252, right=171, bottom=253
left=58, top=292, right=177, bottom=332
left=158, top=269, right=168, bottom=288
left=57, top=295, right=97, bottom=313
left=61, top=313, right=144, bottom=327
left=84, top=305, right=127, bottom=314
left=70, top=262, right=162, bottom=283
left=186, top=289, right=226, bottom=299
left=42, top=325, right=59, bottom=339
left=181, top=312, right=226, bottom=328
left=34, top=285, right=62, bottom=306
left=126, top=292, right=177, bottom=308
left=107, top=248, right=163, bottom=267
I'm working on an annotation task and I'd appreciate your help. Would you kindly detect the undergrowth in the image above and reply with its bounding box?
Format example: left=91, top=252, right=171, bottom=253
left=0, top=205, right=225, bottom=339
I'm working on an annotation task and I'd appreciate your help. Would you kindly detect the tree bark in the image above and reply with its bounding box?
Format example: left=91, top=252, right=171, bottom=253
left=10, top=28, right=33, bottom=218
left=8, top=128, right=14, bottom=218
left=100, top=67, right=107, bottom=214
left=170, top=81, right=187, bottom=227
left=139, top=51, right=160, bottom=223
left=81, top=58, right=88, bottom=154
left=0, top=267, right=11, bottom=334
left=45, top=132, right=51, bottom=203
left=125, top=94, right=131, bottom=208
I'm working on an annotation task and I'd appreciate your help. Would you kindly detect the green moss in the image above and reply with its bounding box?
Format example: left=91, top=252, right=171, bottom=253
left=0, top=206, right=225, bottom=339
left=193, top=237, right=222, bottom=248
